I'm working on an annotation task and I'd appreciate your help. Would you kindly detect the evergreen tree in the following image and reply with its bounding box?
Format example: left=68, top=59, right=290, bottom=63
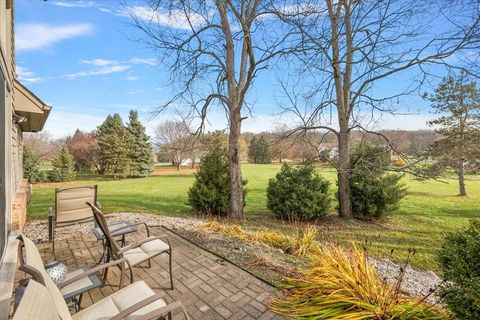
left=427, top=74, right=480, bottom=196
left=248, top=135, right=271, bottom=164
left=23, top=146, right=46, bottom=183
left=188, top=146, right=247, bottom=215
left=49, top=145, right=76, bottom=182
left=97, top=114, right=134, bottom=179
left=126, top=110, right=153, bottom=177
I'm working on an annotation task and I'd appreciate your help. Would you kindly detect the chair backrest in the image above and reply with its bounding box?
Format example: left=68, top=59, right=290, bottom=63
left=87, top=202, right=122, bottom=256
left=55, top=185, right=97, bottom=227
left=13, top=280, right=60, bottom=320
left=17, top=235, right=72, bottom=320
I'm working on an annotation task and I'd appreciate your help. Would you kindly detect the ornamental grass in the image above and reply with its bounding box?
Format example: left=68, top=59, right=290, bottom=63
left=270, top=244, right=448, bottom=320
left=201, top=221, right=319, bottom=257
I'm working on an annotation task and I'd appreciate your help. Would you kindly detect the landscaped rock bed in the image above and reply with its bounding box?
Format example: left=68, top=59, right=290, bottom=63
left=24, top=212, right=443, bottom=303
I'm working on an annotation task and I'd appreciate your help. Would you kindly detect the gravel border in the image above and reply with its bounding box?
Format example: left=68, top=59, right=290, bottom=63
left=23, top=212, right=203, bottom=243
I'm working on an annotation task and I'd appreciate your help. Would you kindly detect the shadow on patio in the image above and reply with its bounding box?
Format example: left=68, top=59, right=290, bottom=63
left=13, top=226, right=285, bottom=320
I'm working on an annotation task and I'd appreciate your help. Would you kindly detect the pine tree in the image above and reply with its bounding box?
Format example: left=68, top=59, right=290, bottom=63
left=50, top=145, right=76, bottom=182
left=126, top=110, right=153, bottom=177
left=97, top=114, right=134, bottom=179
left=248, top=135, right=271, bottom=164
left=23, top=146, right=46, bottom=183
left=427, top=74, right=480, bottom=196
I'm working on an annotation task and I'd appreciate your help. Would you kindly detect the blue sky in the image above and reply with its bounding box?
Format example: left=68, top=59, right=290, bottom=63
left=15, top=0, right=440, bottom=138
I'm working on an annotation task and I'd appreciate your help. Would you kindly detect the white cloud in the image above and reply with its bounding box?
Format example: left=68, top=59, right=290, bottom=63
left=129, top=57, right=157, bottom=66
left=121, top=6, right=204, bottom=30
left=125, top=75, right=139, bottom=81
left=48, top=1, right=96, bottom=8
left=16, top=66, right=43, bottom=83
left=16, top=23, right=93, bottom=51
left=81, top=59, right=118, bottom=66
left=66, top=65, right=130, bottom=79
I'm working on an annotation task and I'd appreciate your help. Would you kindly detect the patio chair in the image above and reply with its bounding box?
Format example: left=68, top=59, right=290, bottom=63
left=15, top=235, right=189, bottom=320
left=86, top=202, right=174, bottom=290
left=49, top=185, right=98, bottom=257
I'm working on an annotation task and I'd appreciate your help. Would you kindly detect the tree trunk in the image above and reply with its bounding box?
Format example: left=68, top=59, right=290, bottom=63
left=458, top=160, right=467, bottom=196
left=228, top=109, right=244, bottom=219
left=337, top=128, right=353, bottom=219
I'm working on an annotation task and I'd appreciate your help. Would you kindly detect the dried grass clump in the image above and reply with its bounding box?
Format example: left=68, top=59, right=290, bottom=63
left=201, top=221, right=319, bottom=257
left=270, top=244, right=448, bottom=320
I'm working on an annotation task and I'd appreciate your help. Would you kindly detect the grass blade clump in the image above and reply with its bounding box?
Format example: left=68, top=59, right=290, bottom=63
left=270, top=244, right=448, bottom=320
left=201, top=221, right=319, bottom=257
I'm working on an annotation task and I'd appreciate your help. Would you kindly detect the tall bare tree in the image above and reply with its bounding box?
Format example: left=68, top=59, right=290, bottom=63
left=276, top=0, right=480, bottom=218
left=131, top=0, right=296, bottom=218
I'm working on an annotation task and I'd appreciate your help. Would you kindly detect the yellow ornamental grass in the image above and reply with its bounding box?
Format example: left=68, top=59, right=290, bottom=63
left=270, top=245, right=448, bottom=320
left=201, top=221, right=319, bottom=257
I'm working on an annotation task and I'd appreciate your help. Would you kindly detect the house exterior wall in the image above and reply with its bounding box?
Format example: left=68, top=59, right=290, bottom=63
left=0, top=0, right=23, bottom=258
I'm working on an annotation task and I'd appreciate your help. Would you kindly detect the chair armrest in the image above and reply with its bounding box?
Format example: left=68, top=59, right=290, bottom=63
left=117, top=236, right=170, bottom=254
left=58, top=258, right=126, bottom=289
left=111, top=222, right=150, bottom=237
left=111, top=295, right=189, bottom=320
left=96, top=200, right=101, bottom=209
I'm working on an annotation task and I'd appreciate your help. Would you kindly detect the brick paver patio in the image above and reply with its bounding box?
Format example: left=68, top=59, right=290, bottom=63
left=13, top=226, right=287, bottom=319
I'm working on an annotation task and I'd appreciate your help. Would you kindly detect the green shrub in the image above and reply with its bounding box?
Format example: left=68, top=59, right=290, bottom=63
left=49, top=145, right=76, bottom=182
left=23, top=147, right=46, bottom=183
left=266, top=163, right=330, bottom=221
left=188, top=146, right=246, bottom=215
left=438, top=219, right=480, bottom=320
left=349, top=143, right=406, bottom=220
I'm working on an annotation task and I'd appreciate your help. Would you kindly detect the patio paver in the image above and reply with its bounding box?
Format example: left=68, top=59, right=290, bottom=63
left=13, top=226, right=287, bottom=319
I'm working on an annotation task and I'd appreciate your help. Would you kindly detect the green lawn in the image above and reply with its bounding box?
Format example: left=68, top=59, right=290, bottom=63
left=28, top=163, right=480, bottom=272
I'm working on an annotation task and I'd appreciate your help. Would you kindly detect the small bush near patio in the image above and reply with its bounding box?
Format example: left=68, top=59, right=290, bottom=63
left=188, top=146, right=246, bottom=215
left=271, top=244, right=448, bottom=320
left=266, top=164, right=330, bottom=221
left=23, top=146, right=46, bottom=183
left=438, top=219, right=480, bottom=320
left=350, top=143, right=406, bottom=219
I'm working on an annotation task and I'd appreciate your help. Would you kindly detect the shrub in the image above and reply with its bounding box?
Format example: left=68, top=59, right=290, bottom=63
left=267, top=164, right=330, bottom=221
left=349, top=143, right=406, bottom=220
left=49, top=145, right=76, bottom=182
left=23, top=146, right=46, bottom=183
left=271, top=244, right=448, bottom=319
left=188, top=146, right=246, bottom=215
left=438, top=219, right=480, bottom=320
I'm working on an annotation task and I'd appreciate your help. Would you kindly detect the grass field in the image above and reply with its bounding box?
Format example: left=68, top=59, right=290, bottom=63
left=28, top=163, right=480, bottom=272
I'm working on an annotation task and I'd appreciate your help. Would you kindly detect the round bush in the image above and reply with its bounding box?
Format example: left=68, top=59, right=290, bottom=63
left=266, top=164, right=330, bottom=221
left=350, top=172, right=406, bottom=220
left=349, top=143, right=406, bottom=220
left=438, top=219, right=480, bottom=320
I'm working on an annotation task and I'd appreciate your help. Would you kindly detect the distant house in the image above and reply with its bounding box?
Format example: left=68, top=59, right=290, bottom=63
left=0, top=0, right=50, bottom=313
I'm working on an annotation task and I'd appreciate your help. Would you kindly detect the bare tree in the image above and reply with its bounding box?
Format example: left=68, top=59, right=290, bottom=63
left=276, top=0, right=480, bottom=218
left=130, top=0, right=296, bottom=218
left=154, top=120, right=196, bottom=170
left=23, top=132, right=61, bottom=162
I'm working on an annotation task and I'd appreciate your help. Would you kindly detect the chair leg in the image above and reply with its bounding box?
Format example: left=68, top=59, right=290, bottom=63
left=119, top=263, right=125, bottom=289
left=129, top=262, right=134, bottom=284
left=169, top=250, right=173, bottom=290
left=52, top=229, right=56, bottom=260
